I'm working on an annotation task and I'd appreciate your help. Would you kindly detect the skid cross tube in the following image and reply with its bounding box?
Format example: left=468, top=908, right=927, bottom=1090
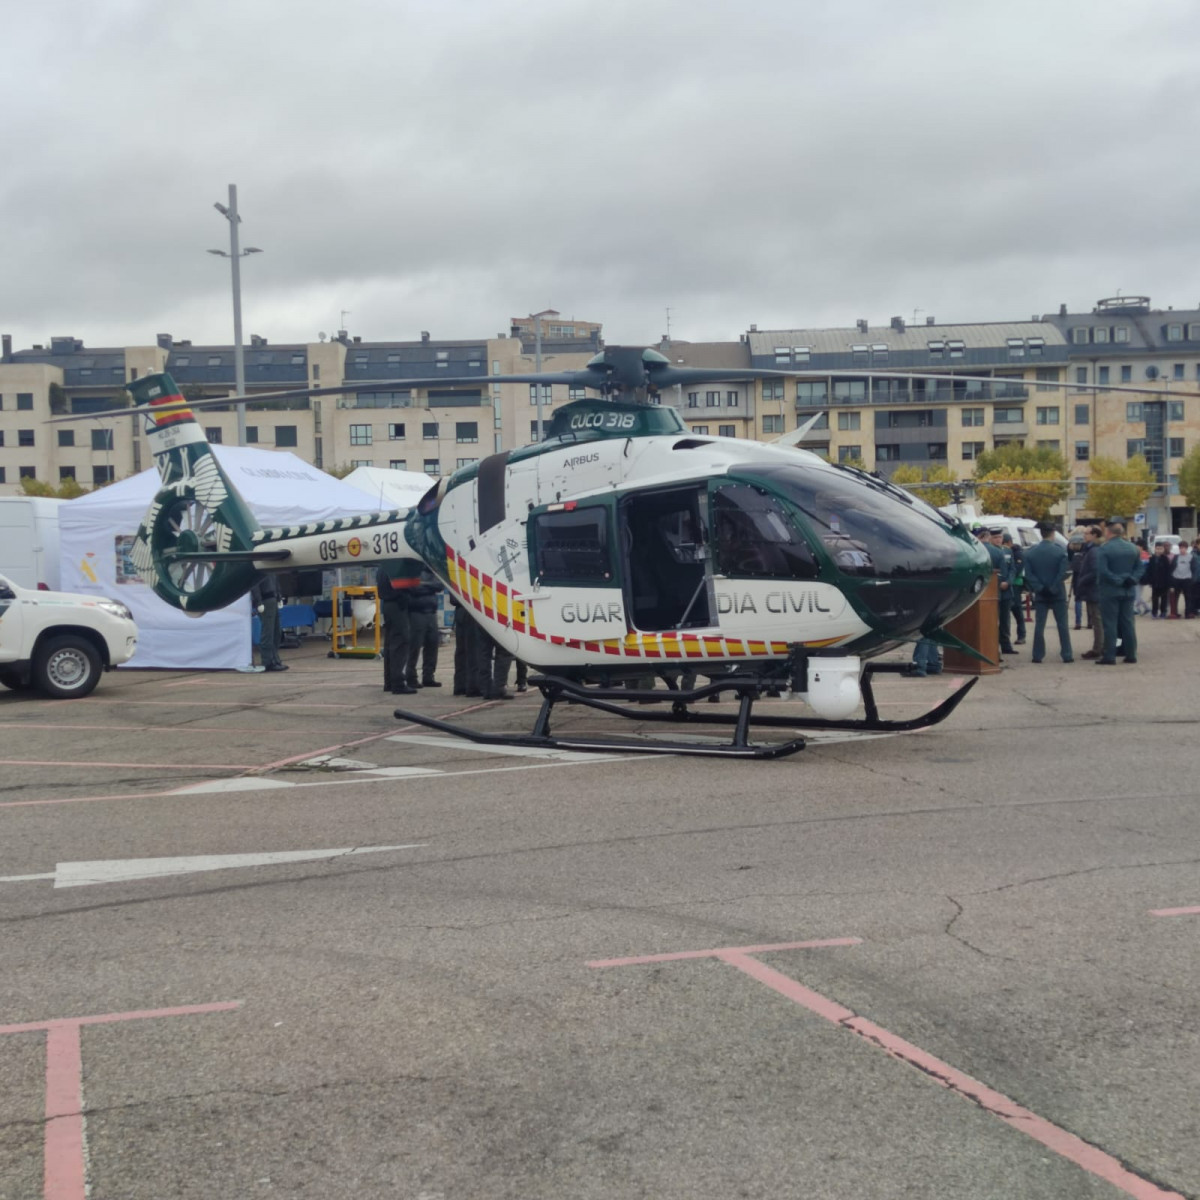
left=393, top=661, right=976, bottom=759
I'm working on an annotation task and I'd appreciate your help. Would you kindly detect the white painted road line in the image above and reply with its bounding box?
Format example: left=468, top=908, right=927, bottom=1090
left=386, top=734, right=637, bottom=761
left=0, top=844, right=426, bottom=889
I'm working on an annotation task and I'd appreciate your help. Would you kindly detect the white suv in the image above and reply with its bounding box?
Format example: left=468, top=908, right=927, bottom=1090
left=0, top=573, right=139, bottom=699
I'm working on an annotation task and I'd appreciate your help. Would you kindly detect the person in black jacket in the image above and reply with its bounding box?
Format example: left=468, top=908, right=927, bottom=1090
left=251, top=575, right=286, bottom=671
left=405, top=568, right=443, bottom=687
left=1073, top=526, right=1104, bottom=659
left=1146, top=542, right=1173, bottom=619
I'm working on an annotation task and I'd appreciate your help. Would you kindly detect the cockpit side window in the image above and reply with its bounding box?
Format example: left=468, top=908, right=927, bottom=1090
left=531, top=507, right=613, bottom=585
left=710, top=483, right=818, bottom=579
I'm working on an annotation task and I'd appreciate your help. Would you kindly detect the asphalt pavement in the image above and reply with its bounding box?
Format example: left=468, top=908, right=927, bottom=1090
left=1, top=616, right=1198, bottom=1200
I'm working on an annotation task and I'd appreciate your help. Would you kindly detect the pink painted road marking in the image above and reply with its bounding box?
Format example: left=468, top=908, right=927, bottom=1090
left=0, top=760, right=257, bottom=770
left=590, top=941, right=1184, bottom=1200
left=1, top=1001, right=241, bottom=1200
left=1149, top=906, right=1200, bottom=917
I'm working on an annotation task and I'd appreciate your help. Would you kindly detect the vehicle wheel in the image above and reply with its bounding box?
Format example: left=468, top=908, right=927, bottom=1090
left=33, top=635, right=102, bottom=699
left=0, top=669, right=31, bottom=691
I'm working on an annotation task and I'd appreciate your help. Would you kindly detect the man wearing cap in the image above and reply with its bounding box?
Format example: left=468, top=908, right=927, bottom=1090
left=991, top=529, right=1018, bottom=652
left=1095, top=520, right=1143, bottom=665
left=974, top=526, right=1016, bottom=656
left=1023, top=521, right=1073, bottom=663
left=1074, top=525, right=1105, bottom=658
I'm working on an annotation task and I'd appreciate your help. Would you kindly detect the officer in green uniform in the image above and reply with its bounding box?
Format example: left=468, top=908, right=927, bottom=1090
left=1022, top=521, right=1073, bottom=663
left=376, top=559, right=418, bottom=695
left=1094, top=520, right=1143, bottom=665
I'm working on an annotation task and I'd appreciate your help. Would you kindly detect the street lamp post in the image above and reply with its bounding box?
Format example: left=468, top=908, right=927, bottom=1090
left=208, top=184, right=262, bottom=446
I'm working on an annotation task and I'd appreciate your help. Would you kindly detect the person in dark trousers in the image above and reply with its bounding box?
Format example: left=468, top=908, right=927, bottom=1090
left=1074, top=525, right=1104, bottom=658
left=1169, top=541, right=1194, bottom=618
left=1095, top=520, right=1143, bottom=665
left=405, top=568, right=443, bottom=687
left=452, top=600, right=480, bottom=695
left=251, top=575, right=287, bottom=671
left=472, top=626, right=515, bottom=700
left=1023, top=522, right=1073, bottom=664
left=1003, top=533, right=1027, bottom=644
left=376, top=561, right=417, bottom=695
left=1192, top=538, right=1200, bottom=617
left=1146, top=542, right=1173, bottom=618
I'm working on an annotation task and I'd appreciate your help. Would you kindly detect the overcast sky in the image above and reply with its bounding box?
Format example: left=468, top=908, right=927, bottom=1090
left=5, top=0, right=1200, bottom=354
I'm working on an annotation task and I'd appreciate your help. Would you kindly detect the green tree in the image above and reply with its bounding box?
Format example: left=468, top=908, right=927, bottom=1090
left=1177, top=444, right=1200, bottom=512
left=1085, top=455, right=1157, bottom=520
left=973, top=443, right=1069, bottom=517
left=888, top=463, right=956, bottom=508
left=18, top=476, right=89, bottom=499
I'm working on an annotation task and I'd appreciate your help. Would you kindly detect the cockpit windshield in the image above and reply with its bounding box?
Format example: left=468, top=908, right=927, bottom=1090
left=747, top=463, right=963, bottom=579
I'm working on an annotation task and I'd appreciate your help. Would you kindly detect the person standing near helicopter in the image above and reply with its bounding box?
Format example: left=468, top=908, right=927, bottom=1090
left=376, top=560, right=418, bottom=695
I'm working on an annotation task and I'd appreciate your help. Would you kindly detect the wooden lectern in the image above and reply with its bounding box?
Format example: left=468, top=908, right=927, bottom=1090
left=941, top=574, right=1002, bottom=675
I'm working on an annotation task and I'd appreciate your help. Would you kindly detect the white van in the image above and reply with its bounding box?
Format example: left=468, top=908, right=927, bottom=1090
left=0, top=497, right=63, bottom=590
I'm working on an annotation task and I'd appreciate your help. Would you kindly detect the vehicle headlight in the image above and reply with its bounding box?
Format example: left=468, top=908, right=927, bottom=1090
left=97, top=598, right=134, bottom=621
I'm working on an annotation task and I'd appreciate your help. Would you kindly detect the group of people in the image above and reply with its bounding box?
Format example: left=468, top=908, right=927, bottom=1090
left=964, top=519, right=1165, bottom=668
left=1141, top=538, right=1200, bottom=619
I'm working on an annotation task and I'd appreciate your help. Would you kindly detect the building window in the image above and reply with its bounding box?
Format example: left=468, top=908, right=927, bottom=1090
left=837, top=411, right=861, bottom=431
left=961, top=408, right=985, bottom=427
left=718, top=425, right=736, bottom=438
left=993, top=407, right=1024, bottom=424
left=1114, top=326, right=1130, bottom=343
left=928, top=443, right=947, bottom=460
left=1170, top=437, right=1185, bottom=458
left=1097, top=366, right=1110, bottom=386
left=349, top=424, right=372, bottom=445
left=243, top=426, right=258, bottom=443
left=1027, top=338, right=1044, bottom=358
left=1174, top=363, right=1185, bottom=380
left=796, top=382, right=827, bottom=404
left=275, top=426, right=298, bottom=447
left=0, top=468, right=5, bottom=482
left=705, top=391, right=721, bottom=408
left=568, top=386, right=587, bottom=400
left=1036, top=440, right=1060, bottom=452
left=1126, top=402, right=1143, bottom=422
left=19, top=466, right=36, bottom=480
left=1006, top=338, right=1025, bottom=358
left=726, top=391, right=739, bottom=406
left=1120, top=365, right=1132, bottom=383
left=90, top=425, right=114, bottom=449
left=1035, top=367, right=1059, bottom=391
left=838, top=445, right=861, bottom=463
left=686, top=392, right=699, bottom=408
left=389, top=459, right=406, bottom=470
left=805, top=413, right=830, bottom=430
left=17, top=393, right=34, bottom=410
left=692, top=425, right=709, bottom=435
left=1035, top=406, right=1060, bottom=425
left=529, top=384, right=552, bottom=404
left=530, top=421, right=542, bottom=442
left=58, top=466, right=76, bottom=481
left=947, top=340, right=965, bottom=359
left=1127, top=439, right=1146, bottom=458
left=204, top=427, right=222, bottom=444
left=456, top=457, right=478, bottom=468
left=455, top=421, right=478, bottom=443
left=1074, top=367, right=1088, bottom=388
left=1093, top=326, right=1110, bottom=344
left=422, top=422, right=439, bottom=439
left=928, top=341, right=945, bottom=358
left=351, top=459, right=373, bottom=468
left=833, top=380, right=866, bottom=403
left=762, top=382, right=784, bottom=401
left=875, top=444, right=900, bottom=461
left=1166, top=323, right=1184, bottom=342
left=57, top=429, right=75, bottom=447
left=774, top=347, right=791, bottom=365
left=1074, top=403, right=1089, bottom=425
left=1072, top=327, right=1090, bottom=345
left=761, top=414, right=784, bottom=434
left=1075, top=441, right=1090, bottom=461
left=851, top=344, right=869, bottom=366
left=424, top=459, right=441, bottom=475
left=388, top=422, right=406, bottom=440
left=793, top=347, right=810, bottom=364
left=962, top=441, right=985, bottom=460
left=1168, top=401, right=1185, bottom=422
left=92, top=465, right=114, bottom=485
left=18, top=429, right=35, bottom=447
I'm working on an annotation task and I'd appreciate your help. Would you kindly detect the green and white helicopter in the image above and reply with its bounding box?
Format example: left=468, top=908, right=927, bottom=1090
left=88, top=345, right=1007, bottom=758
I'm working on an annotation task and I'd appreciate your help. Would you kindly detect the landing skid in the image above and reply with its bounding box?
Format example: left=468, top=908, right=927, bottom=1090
left=392, top=663, right=977, bottom=761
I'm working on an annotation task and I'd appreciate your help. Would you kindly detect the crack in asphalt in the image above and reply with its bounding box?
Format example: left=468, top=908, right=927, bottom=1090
left=942, top=894, right=1010, bottom=961
left=967, top=856, right=1200, bottom=896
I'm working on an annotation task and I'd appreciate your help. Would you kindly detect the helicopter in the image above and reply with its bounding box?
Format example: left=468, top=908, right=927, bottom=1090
left=66, top=347, right=996, bottom=759
left=57, top=345, right=1192, bottom=758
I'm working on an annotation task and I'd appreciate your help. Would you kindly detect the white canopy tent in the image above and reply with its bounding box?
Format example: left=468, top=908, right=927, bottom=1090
left=341, top=465, right=434, bottom=510
left=59, top=446, right=380, bottom=670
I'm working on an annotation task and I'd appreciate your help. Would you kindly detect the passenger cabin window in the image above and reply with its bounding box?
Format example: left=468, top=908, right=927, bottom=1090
left=532, top=508, right=612, bottom=584
left=710, top=483, right=818, bottom=579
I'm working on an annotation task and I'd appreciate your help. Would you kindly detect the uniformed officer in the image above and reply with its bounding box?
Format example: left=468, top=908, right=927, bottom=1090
left=1094, top=519, right=1143, bottom=665
left=1023, top=522, right=1073, bottom=664
left=975, top=526, right=1016, bottom=655
left=376, top=560, right=418, bottom=695
left=405, top=567, right=443, bottom=688
left=1002, top=532, right=1027, bottom=645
